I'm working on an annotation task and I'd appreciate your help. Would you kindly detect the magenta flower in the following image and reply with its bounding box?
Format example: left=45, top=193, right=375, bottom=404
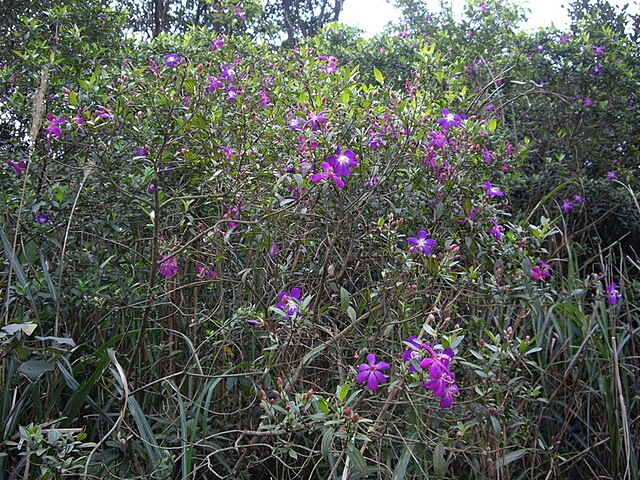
left=606, top=170, right=618, bottom=180
left=226, top=86, right=237, bottom=102
left=326, top=147, right=358, bottom=177
left=45, top=113, right=66, bottom=139
left=592, top=45, right=606, bottom=56
left=211, top=36, right=224, bottom=51
left=207, top=76, right=224, bottom=93
left=424, top=371, right=459, bottom=408
left=428, top=131, right=448, bottom=149
left=275, top=288, right=304, bottom=318
left=403, top=335, right=427, bottom=371
left=606, top=282, right=621, bottom=305
left=258, top=90, right=270, bottom=106
left=573, top=194, right=584, bottom=203
left=303, top=110, right=329, bottom=131
left=287, top=116, right=303, bottom=132
left=582, top=98, right=593, bottom=107
left=420, top=345, right=455, bottom=379
left=158, top=255, right=179, bottom=278
left=560, top=199, right=574, bottom=212
left=559, top=34, right=571, bottom=44
left=483, top=181, right=504, bottom=197
left=268, top=243, right=278, bottom=258
left=164, top=53, right=180, bottom=67
left=407, top=230, right=436, bottom=256
left=437, top=108, right=465, bottom=131
left=195, top=262, right=217, bottom=278
left=220, top=146, right=236, bottom=160
left=7, top=160, right=26, bottom=175
left=310, top=162, right=345, bottom=188
left=221, top=64, right=234, bottom=83
left=233, top=5, right=246, bottom=20
left=356, top=354, right=390, bottom=391
left=488, top=219, right=504, bottom=242
left=531, top=259, right=551, bottom=281
left=317, top=55, right=338, bottom=74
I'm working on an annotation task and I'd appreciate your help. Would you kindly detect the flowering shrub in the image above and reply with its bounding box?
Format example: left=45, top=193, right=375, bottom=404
left=0, top=1, right=637, bottom=479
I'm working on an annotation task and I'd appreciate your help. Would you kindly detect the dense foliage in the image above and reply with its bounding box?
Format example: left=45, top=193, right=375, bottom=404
left=1, top=0, right=638, bottom=479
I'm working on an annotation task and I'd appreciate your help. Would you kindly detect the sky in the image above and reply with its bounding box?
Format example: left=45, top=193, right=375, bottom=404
left=340, top=0, right=639, bottom=36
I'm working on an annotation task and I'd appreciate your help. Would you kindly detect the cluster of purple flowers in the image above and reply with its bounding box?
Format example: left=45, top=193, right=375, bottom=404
left=206, top=63, right=238, bottom=101
left=403, top=336, right=459, bottom=408
left=531, top=259, right=551, bottom=281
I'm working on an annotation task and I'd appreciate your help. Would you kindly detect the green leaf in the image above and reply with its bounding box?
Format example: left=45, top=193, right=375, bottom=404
left=499, top=449, right=528, bottom=468
left=433, top=442, right=446, bottom=478
left=336, top=384, right=349, bottom=402
left=18, top=360, right=54, bottom=382
left=321, top=428, right=334, bottom=458
left=373, top=68, right=384, bottom=85
left=340, top=287, right=350, bottom=312
left=346, top=442, right=368, bottom=475
left=391, top=432, right=416, bottom=479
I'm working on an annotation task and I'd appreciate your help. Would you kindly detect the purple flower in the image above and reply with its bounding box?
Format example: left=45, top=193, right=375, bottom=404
left=560, top=199, right=574, bottom=212
left=94, top=108, right=114, bottom=121
left=420, top=345, right=454, bottom=378
left=226, top=86, right=237, bottom=102
left=364, top=175, right=379, bottom=188
left=367, top=136, right=384, bottom=150
left=164, top=53, right=180, bottom=68
left=482, top=147, right=493, bottom=163
left=428, top=131, right=448, bottom=149
left=535, top=44, right=545, bottom=53
left=582, top=98, right=593, bottom=107
left=158, top=255, right=179, bottom=278
left=326, top=147, right=358, bottom=177
left=223, top=204, right=246, bottom=229
left=134, top=146, right=148, bottom=157
left=489, top=219, right=504, bottom=242
left=45, top=113, right=66, bottom=139
left=403, top=335, right=427, bottom=370
left=287, top=116, right=303, bottom=132
left=437, top=108, right=465, bottom=131
left=207, top=76, right=224, bottom=93
left=531, top=259, right=551, bottom=281
left=592, top=45, right=606, bottom=56
left=35, top=213, right=49, bottom=224
left=233, top=5, right=246, bottom=20
left=268, top=243, right=278, bottom=258
left=211, top=36, right=224, bottom=51
left=606, top=282, right=621, bottom=305
left=221, top=64, right=234, bottom=83
left=195, top=262, right=217, bottom=278
left=317, top=55, right=338, bottom=74
left=398, top=28, right=410, bottom=38
left=407, top=230, right=436, bottom=256
left=559, top=34, right=571, bottom=44
left=303, top=110, right=329, bottom=131
left=483, top=181, right=504, bottom=197
left=7, top=160, right=26, bottom=175
left=573, top=194, right=584, bottom=202
left=356, top=353, right=390, bottom=391
left=275, top=288, right=304, bottom=318
left=220, top=146, right=236, bottom=160
left=258, top=90, right=270, bottom=106
left=424, top=371, right=459, bottom=408
left=606, top=170, right=618, bottom=180
left=310, top=162, right=345, bottom=188
left=588, top=64, right=603, bottom=76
